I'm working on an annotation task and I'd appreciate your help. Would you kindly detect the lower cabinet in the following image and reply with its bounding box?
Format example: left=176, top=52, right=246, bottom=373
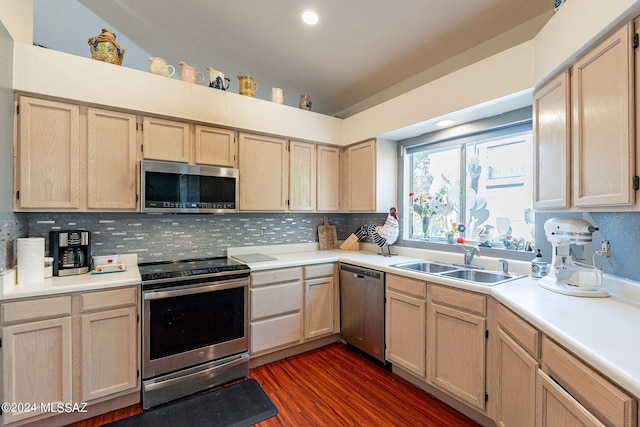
left=385, top=274, right=426, bottom=378
left=250, top=263, right=338, bottom=357
left=427, top=284, right=488, bottom=411
left=0, top=287, right=139, bottom=426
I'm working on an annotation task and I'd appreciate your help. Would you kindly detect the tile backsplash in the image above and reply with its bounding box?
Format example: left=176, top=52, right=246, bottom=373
left=23, top=212, right=387, bottom=264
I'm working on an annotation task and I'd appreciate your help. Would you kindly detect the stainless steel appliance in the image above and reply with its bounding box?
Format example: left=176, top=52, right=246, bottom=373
left=339, top=263, right=385, bottom=363
left=49, top=230, right=91, bottom=276
left=141, top=160, right=239, bottom=214
left=139, top=257, right=251, bottom=409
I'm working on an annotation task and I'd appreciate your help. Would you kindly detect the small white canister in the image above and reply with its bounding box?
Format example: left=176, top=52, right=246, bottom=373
left=17, top=237, right=45, bottom=284
left=531, top=249, right=548, bottom=278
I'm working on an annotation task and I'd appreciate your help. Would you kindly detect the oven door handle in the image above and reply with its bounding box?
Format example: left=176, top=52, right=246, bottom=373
left=144, top=353, right=250, bottom=392
left=143, top=280, right=246, bottom=300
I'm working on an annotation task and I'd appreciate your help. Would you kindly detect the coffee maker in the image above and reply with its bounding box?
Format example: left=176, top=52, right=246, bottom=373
left=49, top=230, right=91, bottom=276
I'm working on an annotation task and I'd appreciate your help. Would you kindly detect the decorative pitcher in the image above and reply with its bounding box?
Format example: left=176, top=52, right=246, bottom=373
left=88, top=29, right=125, bottom=65
left=299, top=94, right=312, bottom=111
left=206, top=67, right=230, bottom=90
left=237, top=75, right=258, bottom=97
left=179, top=61, right=205, bottom=84
left=271, top=87, right=284, bottom=104
left=149, top=57, right=175, bottom=77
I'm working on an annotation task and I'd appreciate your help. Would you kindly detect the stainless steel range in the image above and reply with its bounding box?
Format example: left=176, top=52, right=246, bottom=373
left=139, top=257, right=251, bottom=409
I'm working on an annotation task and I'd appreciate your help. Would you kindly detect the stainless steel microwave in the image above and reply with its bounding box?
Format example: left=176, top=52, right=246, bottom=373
left=141, top=160, right=239, bottom=213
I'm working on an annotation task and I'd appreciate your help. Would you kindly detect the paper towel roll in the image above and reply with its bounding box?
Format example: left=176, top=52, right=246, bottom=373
left=17, top=237, right=45, bottom=285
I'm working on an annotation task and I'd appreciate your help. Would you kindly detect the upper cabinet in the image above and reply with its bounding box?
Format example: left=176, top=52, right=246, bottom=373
left=533, top=22, right=638, bottom=210
left=194, top=125, right=236, bottom=167
left=141, top=117, right=190, bottom=163
left=15, top=97, right=80, bottom=210
left=343, top=138, right=397, bottom=213
left=238, top=133, right=289, bottom=211
left=316, top=145, right=340, bottom=212
left=288, top=140, right=316, bottom=211
left=14, top=96, right=138, bottom=212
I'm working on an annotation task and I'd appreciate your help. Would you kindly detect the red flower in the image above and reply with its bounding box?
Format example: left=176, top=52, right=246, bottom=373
left=409, top=192, right=415, bottom=197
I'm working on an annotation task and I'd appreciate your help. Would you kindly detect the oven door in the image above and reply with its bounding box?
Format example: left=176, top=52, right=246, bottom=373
left=142, top=278, right=248, bottom=379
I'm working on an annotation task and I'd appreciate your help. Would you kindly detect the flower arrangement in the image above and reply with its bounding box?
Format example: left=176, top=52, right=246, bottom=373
left=409, top=192, right=451, bottom=237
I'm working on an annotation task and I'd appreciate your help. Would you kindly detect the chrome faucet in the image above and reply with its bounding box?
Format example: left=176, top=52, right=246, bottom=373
left=498, top=258, right=509, bottom=274
left=460, top=245, right=482, bottom=268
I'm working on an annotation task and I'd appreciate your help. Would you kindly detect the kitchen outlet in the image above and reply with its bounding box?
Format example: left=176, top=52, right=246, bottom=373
left=260, top=227, right=266, bottom=236
left=600, top=240, right=611, bottom=257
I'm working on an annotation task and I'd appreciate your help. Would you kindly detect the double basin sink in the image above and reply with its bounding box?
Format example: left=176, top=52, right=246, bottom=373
left=391, top=261, right=524, bottom=286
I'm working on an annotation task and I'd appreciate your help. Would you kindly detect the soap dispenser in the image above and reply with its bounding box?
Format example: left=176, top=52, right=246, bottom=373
left=531, top=249, right=548, bottom=278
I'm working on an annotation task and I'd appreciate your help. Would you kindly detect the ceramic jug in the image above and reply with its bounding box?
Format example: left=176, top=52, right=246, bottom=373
left=206, top=67, right=230, bottom=90
left=88, top=28, right=125, bottom=65
left=299, top=94, right=312, bottom=110
left=237, top=75, right=258, bottom=97
left=149, top=57, right=175, bottom=77
left=271, top=87, right=284, bottom=104
left=179, top=61, right=205, bottom=84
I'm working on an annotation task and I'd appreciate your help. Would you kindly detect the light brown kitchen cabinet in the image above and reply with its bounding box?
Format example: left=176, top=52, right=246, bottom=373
left=572, top=23, right=635, bottom=207
left=1, top=296, right=73, bottom=425
left=249, top=267, right=303, bottom=354
left=492, top=302, right=541, bottom=427
left=1, top=288, right=140, bottom=426
left=141, top=116, right=190, bottom=163
left=316, top=145, right=340, bottom=212
left=385, top=274, right=426, bottom=378
left=87, top=108, right=138, bottom=210
left=14, top=96, right=80, bottom=210
left=79, top=287, right=139, bottom=402
left=194, top=125, right=237, bottom=167
left=540, top=336, right=637, bottom=427
left=303, top=266, right=335, bottom=339
left=343, top=138, right=397, bottom=212
left=427, top=284, right=487, bottom=411
left=533, top=71, right=571, bottom=209
left=289, top=140, right=316, bottom=211
left=238, top=132, right=289, bottom=211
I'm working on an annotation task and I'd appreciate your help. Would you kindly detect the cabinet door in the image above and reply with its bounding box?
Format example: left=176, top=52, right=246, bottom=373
left=385, top=290, right=425, bottom=378
left=304, top=277, right=334, bottom=339
left=238, top=133, right=288, bottom=210
left=536, top=370, right=605, bottom=427
left=16, top=96, right=80, bottom=209
left=428, top=302, right=486, bottom=410
left=2, top=317, right=72, bottom=424
left=346, top=139, right=376, bottom=211
left=316, top=145, right=340, bottom=211
left=81, top=306, right=138, bottom=401
left=533, top=71, right=571, bottom=209
left=87, top=108, right=138, bottom=210
left=142, top=117, right=190, bottom=162
left=250, top=312, right=302, bottom=354
left=289, top=140, right=316, bottom=211
left=194, top=125, right=236, bottom=167
left=495, top=327, right=539, bottom=427
left=572, top=24, right=635, bottom=207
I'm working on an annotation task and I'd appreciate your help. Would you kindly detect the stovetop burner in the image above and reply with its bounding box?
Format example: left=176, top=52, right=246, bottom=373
left=139, top=257, right=250, bottom=285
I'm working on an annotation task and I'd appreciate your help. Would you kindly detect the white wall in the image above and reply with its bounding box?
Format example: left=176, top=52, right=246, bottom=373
left=0, top=0, right=32, bottom=44
left=0, top=20, right=14, bottom=214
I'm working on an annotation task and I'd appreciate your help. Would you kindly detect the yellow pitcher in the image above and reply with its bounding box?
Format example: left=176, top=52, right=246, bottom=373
left=237, top=75, right=258, bottom=97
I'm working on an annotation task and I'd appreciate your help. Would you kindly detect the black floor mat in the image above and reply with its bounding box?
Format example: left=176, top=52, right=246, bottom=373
left=107, top=379, right=278, bottom=427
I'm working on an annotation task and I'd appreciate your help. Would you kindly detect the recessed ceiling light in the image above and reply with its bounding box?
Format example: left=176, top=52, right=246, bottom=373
left=435, top=119, right=456, bottom=127
left=300, top=9, right=320, bottom=25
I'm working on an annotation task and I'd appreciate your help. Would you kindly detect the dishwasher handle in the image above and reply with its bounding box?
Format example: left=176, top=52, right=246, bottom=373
left=340, top=263, right=383, bottom=280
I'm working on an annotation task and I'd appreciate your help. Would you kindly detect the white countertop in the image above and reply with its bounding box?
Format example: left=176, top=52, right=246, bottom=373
left=0, top=254, right=141, bottom=300
left=229, top=242, right=640, bottom=398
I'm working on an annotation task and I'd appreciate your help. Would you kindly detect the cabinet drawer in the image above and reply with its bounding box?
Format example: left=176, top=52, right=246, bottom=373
left=1, top=296, right=72, bottom=324
left=428, top=284, right=486, bottom=316
left=542, top=336, right=637, bottom=427
left=387, top=274, right=426, bottom=299
left=496, top=303, right=540, bottom=359
left=304, top=263, right=335, bottom=280
left=251, top=267, right=302, bottom=287
left=251, top=282, right=302, bottom=320
left=80, top=287, right=138, bottom=312
left=251, top=312, right=302, bottom=354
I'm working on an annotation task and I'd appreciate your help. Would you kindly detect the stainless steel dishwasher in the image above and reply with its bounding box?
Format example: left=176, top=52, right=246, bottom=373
left=339, top=263, right=385, bottom=363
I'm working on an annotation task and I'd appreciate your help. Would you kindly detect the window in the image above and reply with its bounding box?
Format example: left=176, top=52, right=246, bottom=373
left=404, top=120, right=534, bottom=250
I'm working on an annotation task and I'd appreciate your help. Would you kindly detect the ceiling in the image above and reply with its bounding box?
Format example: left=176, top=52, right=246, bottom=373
left=74, top=0, right=553, bottom=118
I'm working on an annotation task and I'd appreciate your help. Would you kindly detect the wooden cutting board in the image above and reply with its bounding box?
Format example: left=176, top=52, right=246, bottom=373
left=318, top=216, right=338, bottom=250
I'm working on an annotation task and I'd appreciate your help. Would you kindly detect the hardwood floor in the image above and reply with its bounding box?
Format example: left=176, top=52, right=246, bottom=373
left=68, top=343, right=480, bottom=426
